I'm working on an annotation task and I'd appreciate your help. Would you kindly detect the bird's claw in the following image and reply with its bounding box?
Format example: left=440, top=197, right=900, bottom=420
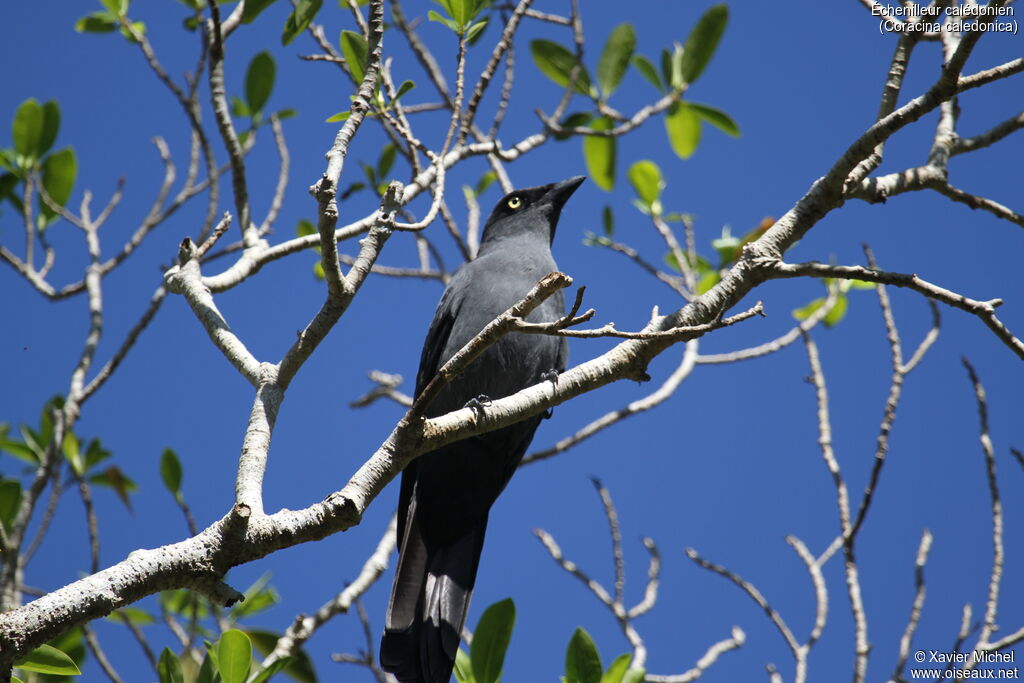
left=540, top=370, right=560, bottom=419
left=464, top=395, right=492, bottom=412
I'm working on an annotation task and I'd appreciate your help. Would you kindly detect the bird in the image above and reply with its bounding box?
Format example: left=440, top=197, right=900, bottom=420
left=380, top=175, right=585, bottom=682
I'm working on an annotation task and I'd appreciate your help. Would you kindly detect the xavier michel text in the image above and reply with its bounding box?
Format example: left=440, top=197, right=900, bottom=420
left=914, top=650, right=1017, bottom=664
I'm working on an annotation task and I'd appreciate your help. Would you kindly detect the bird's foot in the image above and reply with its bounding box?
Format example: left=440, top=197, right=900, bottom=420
left=464, top=395, right=492, bottom=413
left=540, top=370, right=560, bottom=418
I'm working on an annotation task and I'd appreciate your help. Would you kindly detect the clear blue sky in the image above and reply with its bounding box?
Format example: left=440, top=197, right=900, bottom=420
left=2, top=1, right=1023, bottom=681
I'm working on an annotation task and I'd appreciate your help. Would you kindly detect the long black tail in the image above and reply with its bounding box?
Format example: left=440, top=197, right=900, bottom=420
left=381, top=504, right=488, bottom=683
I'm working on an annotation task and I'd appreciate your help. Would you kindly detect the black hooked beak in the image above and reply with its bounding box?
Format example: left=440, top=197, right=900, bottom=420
left=543, top=175, right=586, bottom=213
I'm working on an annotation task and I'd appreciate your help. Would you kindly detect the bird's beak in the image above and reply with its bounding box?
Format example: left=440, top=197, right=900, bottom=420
left=544, top=175, right=586, bottom=212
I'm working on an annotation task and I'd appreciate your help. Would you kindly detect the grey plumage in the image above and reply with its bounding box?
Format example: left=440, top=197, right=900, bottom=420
left=380, top=176, right=585, bottom=683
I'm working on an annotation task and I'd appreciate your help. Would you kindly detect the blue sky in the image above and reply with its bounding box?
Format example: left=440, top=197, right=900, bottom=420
left=2, top=1, right=1023, bottom=681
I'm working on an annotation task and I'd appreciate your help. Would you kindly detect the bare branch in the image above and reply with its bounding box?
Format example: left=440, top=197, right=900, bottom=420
left=350, top=372, right=414, bottom=409
left=890, top=529, right=933, bottom=681
left=766, top=260, right=1022, bottom=359
left=961, top=358, right=1003, bottom=648
left=524, top=341, right=698, bottom=465
left=82, top=624, right=124, bottom=683
left=255, top=516, right=397, bottom=677
left=207, top=0, right=253, bottom=242
left=260, top=114, right=290, bottom=234
left=685, top=548, right=800, bottom=657
left=646, top=627, right=745, bottom=683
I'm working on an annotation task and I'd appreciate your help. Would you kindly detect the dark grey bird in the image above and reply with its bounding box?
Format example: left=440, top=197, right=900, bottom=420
left=380, top=176, right=585, bottom=682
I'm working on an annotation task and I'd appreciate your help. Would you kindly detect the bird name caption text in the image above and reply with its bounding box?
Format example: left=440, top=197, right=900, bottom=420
left=874, top=3, right=1018, bottom=34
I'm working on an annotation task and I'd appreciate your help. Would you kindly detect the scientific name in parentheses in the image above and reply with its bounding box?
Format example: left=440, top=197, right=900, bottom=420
left=872, top=3, right=1014, bottom=16
left=927, top=650, right=1016, bottom=664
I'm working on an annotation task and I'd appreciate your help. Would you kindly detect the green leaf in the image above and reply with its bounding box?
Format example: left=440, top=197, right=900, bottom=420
left=454, top=648, right=476, bottom=683
left=231, top=96, right=251, bottom=119
left=245, top=52, right=276, bottom=115
left=602, top=205, right=614, bottom=236
left=38, top=101, right=60, bottom=158
left=195, top=651, right=217, bottom=683
left=99, top=0, right=128, bottom=16
left=553, top=111, right=593, bottom=141
left=0, top=435, right=38, bottom=464
left=670, top=43, right=685, bottom=89
left=583, top=116, right=616, bottom=191
left=242, top=0, right=278, bottom=23
left=109, top=606, right=157, bottom=625
left=475, top=170, right=497, bottom=196
left=470, top=598, right=515, bottom=683
left=428, top=9, right=462, bottom=34
left=596, top=23, right=635, bottom=98
left=631, top=55, right=663, bottom=92
left=119, top=20, right=146, bottom=43
left=231, top=574, right=279, bottom=619
left=75, top=12, right=119, bottom=34
left=281, top=0, right=322, bottom=45
left=62, top=431, right=83, bottom=476
left=377, top=143, right=397, bottom=180
left=160, top=448, right=183, bottom=499
left=202, top=642, right=220, bottom=679
left=14, top=644, right=81, bottom=676
left=39, top=147, right=77, bottom=228
left=246, top=629, right=316, bottom=683
left=446, top=0, right=484, bottom=26
left=325, top=111, right=351, bottom=123
left=679, top=5, right=729, bottom=84
left=12, top=99, right=43, bottom=161
left=849, top=279, right=876, bottom=290
left=275, top=108, right=298, bottom=120
left=0, top=172, right=19, bottom=211
left=621, top=669, right=647, bottom=683
left=697, top=270, right=719, bottom=294
left=565, top=627, right=603, bottom=683
left=250, top=657, right=293, bottom=683
left=393, top=79, right=416, bottom=102
left=711, top=226, right=741, bottom=265
left=627, top=160, right=663, bottom=208
left=601, top=654, right=631, bottom=683
left=792, top=297, right=825, bottom=322
left=664, top=250, right=711, bottom=275
left=89, top=465, right=137, bottom=511
left=20, top=426, right=45, bottom=461
left=0, top=479, right=22, bottom=532
left=665, top=102, right=700, bottom=159
left=660, top=48, right=674, bottom=91
left=688, top=102, right=740, bottom=137
left=41, top=627, right=86, bottom=681
left=339, top=29, right=369, bottom=83
left=466, top=16, right=489, bottom=45
left=217, top=630, right=252, bottom=683
left=824, top=295, right=849, bottom=327
left=530, top=40, right=593, bottom=96
left=84, top=438, right=112, bottom=470
left=158, top=648, right=185, bottom=683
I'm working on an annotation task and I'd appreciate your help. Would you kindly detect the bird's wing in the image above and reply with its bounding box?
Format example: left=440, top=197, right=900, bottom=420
left=414, top=283, right=460, bottom=399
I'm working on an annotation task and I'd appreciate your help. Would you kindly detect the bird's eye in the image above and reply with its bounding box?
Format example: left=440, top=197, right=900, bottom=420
left=507, top=196, right=522, bottom=210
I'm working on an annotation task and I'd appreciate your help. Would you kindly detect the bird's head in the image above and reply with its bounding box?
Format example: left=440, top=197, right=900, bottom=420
left=478, top=175, right=586, bottom=248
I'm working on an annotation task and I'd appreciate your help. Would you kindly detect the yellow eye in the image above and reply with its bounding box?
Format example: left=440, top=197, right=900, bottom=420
left=507, top=196, right=522, bottom=210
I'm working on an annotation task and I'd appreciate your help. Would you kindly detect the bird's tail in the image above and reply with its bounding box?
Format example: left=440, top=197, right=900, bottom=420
left=381, top=508, right=488, bottom=683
